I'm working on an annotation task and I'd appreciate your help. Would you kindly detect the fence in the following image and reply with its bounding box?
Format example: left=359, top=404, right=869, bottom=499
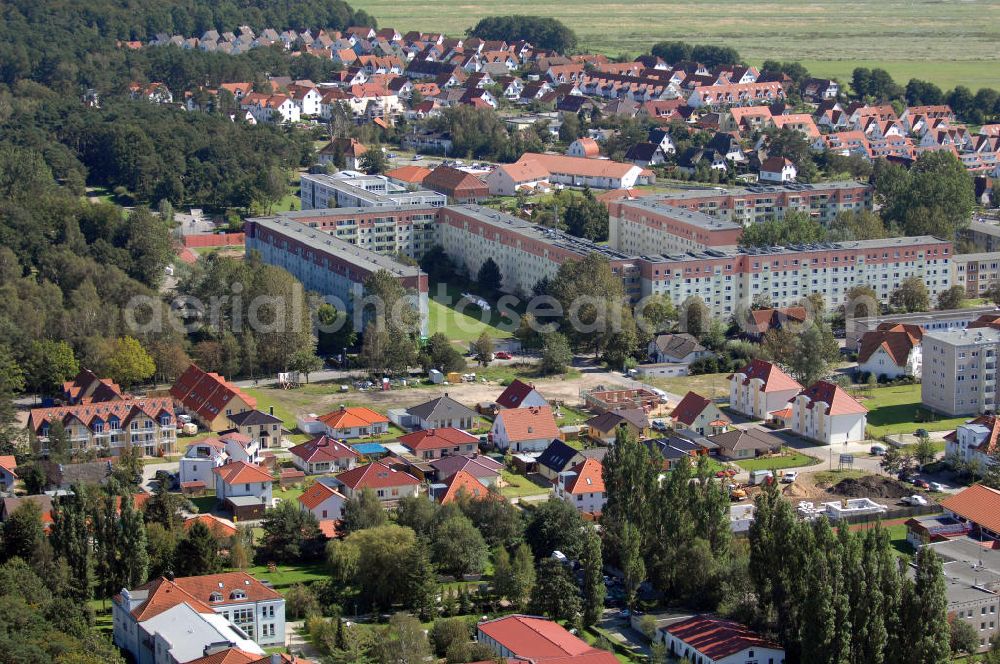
left=833, top=502, right=942, bottom=527
left=182, top=232, right=245, bottom=248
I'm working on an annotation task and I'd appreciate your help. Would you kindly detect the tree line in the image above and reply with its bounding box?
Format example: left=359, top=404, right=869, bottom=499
left=468, top=15, right=578, bottom=53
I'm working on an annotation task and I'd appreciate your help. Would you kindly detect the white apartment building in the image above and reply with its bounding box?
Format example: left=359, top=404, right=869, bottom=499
left=788, top=381, right=868, bottom=444
left=178, top=432, right=261, bottom=488
left=922, top=327, right=1000, bottom=416
left=729, top=360, right=803, bottom=421
left=27, top=398, right=177, bottom=458
left=299, top=171, right=446, bottom=211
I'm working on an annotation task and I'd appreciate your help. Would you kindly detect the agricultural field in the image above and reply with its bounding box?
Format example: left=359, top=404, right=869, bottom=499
left=350, top=0, right=1000, bottom=89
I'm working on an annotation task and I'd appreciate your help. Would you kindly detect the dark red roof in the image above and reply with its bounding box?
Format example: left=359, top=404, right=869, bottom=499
left=169, top=364, right=256, bottom=422
left=335, top=461, right=420, bottom=490
left=289, top=435, right=360, bottom=463
left=496, top=379, right=542, bottom=409
left=794, top=380, right=867, bottom=416
left=670, top=391, right=714, bottom=426
left=665, top=615, right=782, bottom=660
left=398, top=427, right=478, bottom=452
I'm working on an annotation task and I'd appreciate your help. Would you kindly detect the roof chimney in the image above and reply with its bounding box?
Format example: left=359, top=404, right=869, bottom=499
left=269, top=406, right=274, bottom=416
left=340, top=404, right=346, bottom=411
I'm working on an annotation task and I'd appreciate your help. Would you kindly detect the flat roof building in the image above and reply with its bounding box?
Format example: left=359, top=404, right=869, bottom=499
left=922, top=327, right=1000, bottom=416
left=300, top=171, right=446, bottom=210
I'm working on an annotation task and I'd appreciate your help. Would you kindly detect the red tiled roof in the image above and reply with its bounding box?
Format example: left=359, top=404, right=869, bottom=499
left=746, top=307, right=807, bottom=334
left=665, top=615, right=782, bottom=660
left=947, top=415, right=1000, bottom=453
left=28, top=398, right=175, bottom=435
left=318, top=406, right=387, bottom=430
left=185, top=649, right=261, bottom=664
left=423, top=165, right=488, bottom=196
left=571, top=138, right=600, bottom=157
left=942, top=484, right=1000, bottom=534
left=212, top=461, right=273, bottom=485
left=128, top=577, right=216, bottom=621
left=438, top=470, right=487, bottom=504
left=169, top=364, right=256, bottom=423
left=478, top=615, right=617, bottom=663
left=794, top=381, right=868, bottom=416
left=289, top=435, right=360, bottom=463
left=399, top=427, right=478, bottom=452
left=299, top=482, right=345, bottom=510
left=385, top=165, right=432, bottom=183
left=564, top=458, right=605, bottom=495
left=496, top=379, right=542, bottom=409
left=168, top=571, right=281, bottom=608
left=858, top=323, right=923, bottom=364
left=0, top=455, right=17, bottom=478
left=335, top=461, right=420, bottom=490
left=670, top=391, right=714, bottom=426
left=184, top=514, right=238, bottom=539
left=732, top=359, right=802, bottom=393
left=495, top=406, right=560, bottom=442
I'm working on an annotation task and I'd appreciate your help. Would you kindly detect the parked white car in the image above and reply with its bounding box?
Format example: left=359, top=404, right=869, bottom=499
left=781, top=471, right=798, bottom=483
left=930, top=482, right=948, bottom=492
left=903, top=495, right=929, bottom=506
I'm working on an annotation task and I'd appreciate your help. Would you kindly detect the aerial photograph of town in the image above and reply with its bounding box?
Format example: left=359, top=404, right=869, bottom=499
left=1, top=0, right=1000, bottom=662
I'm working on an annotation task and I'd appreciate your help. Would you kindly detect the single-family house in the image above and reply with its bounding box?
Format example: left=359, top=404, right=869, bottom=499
left=759, top=156, right=797, bottom=182
left=857, top=323, right=923, bottom=379
left=62, top=369, right=125, bottom=404
left=789, top=380, right=868, bottom=444
left=170, top=364, right=257, bottom=432
left=432, top=469, right=488, bottom=504
left=288, top=435, right=361, bottom=474
left=567, top=138, right=601, bottom=159
left=800, top=77, right=839, bottom=101
left=729, top=359, right=803, bottom=420
left=179, top=431, right=261, bottom=490
left=298, top=481, right=347, bottom=521
left=316, top=137, right=369, bottom=170
left=226, top=409, right=283, bottom=449
left=183, top=514, right=238, bottom=541
left=536, top=438, right=586, bottom=482
left=491, top=406, right=561, bottom=453
left=212, top=461, right=274, bottom=520
left=671, top=391, right=730, bottom=436
left=398, top=427, right=479, bottom=460
left=318, top=406, right=389, bottom=439
left=585, top=408, right=651, bottom=445
left=0, top=456, right=17, bottom=493
left=648, top=333, right=714, bottom=365
left=707, top=427, right=782, bottom=461
left=331, top=461, right=421, bottom=503
left=495, top=379, right=548, bottom=410
left=554, top=457, right=606, bottom=515
left=429, top=453, right=503, bottom=487
left=406, top=394, right=479, bottom=430
left=660, top=615, right=785, bottom=664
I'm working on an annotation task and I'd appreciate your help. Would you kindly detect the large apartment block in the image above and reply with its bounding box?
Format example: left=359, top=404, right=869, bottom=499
left=921, top=327, right=1000, bottom=416
left=250, top=181, right=949, bottom=327
left=27, top=398, right=177, bottom=457
left=244, top=215, right=429, bottom=333
left=299, top=171, right=446, bottom=210
left=952, top=251, right=1000, bottom=299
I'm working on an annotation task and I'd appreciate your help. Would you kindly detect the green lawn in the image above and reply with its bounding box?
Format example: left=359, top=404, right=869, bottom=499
left=860, top=384, right=968, bottom=437
left=189, top=493, right=218, bottom=514
left=239, top=562, right=329, bottom=592
left=273, top=483, right=307, bottom=505
left=349, top=0, right=1000, bottom=89
left=736, top=447, right=821, bottom=471
left=426, top=296, right=512, bottom=343
left=649, top=373, right=730, bottom=401
left=500, top=469, right=551, bottom=499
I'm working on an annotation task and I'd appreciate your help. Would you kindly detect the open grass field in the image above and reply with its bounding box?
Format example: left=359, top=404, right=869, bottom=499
left=736, top=446, right=820, bottom=471
left=350, top=0, right=1000, bottom=90
left=860, top=384, right=968, bottom=437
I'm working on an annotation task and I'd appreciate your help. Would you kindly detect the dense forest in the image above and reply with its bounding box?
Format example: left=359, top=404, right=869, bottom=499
left=0, top=0, right=374, bottom=88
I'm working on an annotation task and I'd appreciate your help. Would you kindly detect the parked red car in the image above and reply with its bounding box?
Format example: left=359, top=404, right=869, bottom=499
left=495, top=351, right=512, bottom=359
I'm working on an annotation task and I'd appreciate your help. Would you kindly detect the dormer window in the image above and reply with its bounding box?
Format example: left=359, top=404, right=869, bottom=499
left=209, top=591, right=223, bottom=602
left=230, top=589, right=246, bottom=600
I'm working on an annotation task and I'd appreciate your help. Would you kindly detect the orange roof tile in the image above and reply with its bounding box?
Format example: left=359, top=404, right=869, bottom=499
left=438, top=470, right=487, bottom=504
left=212, top=461, right=273, bottom=485
left=857, top=324, right=923, bottom=365
left=298, top=482, right=345, bottom=510
left=942, top=484, right=1000, bottom=535
left=184, top=514, right=238, bottom=539
left=564, top=458, right=605, bottom=495
left=794, top=381, right=868, bottom=415
left=495, top=406, right=560, bottom=442
left=385, top=165, right=432, bottom=183
left=732, top=359, right=802, bottom=393
left=318, top=406, right=387, bottom=430
left=129, top=577, right=216, bottom=621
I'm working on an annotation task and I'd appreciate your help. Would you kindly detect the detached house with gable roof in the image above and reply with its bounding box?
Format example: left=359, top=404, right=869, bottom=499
left=298, top=481, right=346, bottom=522
left=495, top=379, right=548, bottom=410
left=729, top=360, right=803, bottom=421
left=170, top=364, right=257, bottom=432
left=213, top=461, right=274, bottom=519
left=317, top=405, right=389, bottom=439
left=554, top=457, right=607, bottom=515
left=398, top=427, right=479, bottom=460
left=0, top=455, right=17, bottom=493
left=671, top=391, right=730, bottom=436
left=289, top=435, right=360, bottom=474
left=406, top=394, right=479, bottom=430
left=227, top=409, right=284, bottom=449
left=789, top=380, right=868, bottom=444
left=857, top=323, right=923, bottom=379
left=477, top=614, right=618, bottom=664
left=432, top=469, right=488, bottom=504
left=331, top=461, right=420, bottom=504
left=585, top=408, right=650, bottom=445
left=179, top=431, right=261, bottom=491
left=490, top=406, right=561, bottom=452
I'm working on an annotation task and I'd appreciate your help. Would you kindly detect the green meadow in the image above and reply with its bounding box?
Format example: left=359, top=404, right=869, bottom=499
left=350, top=0, right=1000, bottom=89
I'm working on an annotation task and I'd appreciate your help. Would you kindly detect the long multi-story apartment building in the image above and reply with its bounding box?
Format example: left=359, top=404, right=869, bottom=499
left=952, top=251, right=1000, bottom=298
left=250, top=181, right=949, bottom=328
left=244, top=215, right=429, bottom=333
left=922, top=327, right=1000, bottom=416
left=27, top=398, right=177, bottom=457
left=299, top=171, right=446, bottom=210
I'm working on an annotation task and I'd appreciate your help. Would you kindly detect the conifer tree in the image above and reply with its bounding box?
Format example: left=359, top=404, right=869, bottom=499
left=50, top=491, right=92, bottom=600
left=407, top=540, right=438, bottom=621
left=174, top=520, right=220, bottom=577
left=119, top=494, right=149, bottom=588
left=908, top=547, right=951, bottom=664
left=581, top=527, right=605, bottom=627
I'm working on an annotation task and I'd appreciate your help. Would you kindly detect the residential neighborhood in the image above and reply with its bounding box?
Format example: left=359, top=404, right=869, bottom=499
left=5, top=0, right=1000, bottom=663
